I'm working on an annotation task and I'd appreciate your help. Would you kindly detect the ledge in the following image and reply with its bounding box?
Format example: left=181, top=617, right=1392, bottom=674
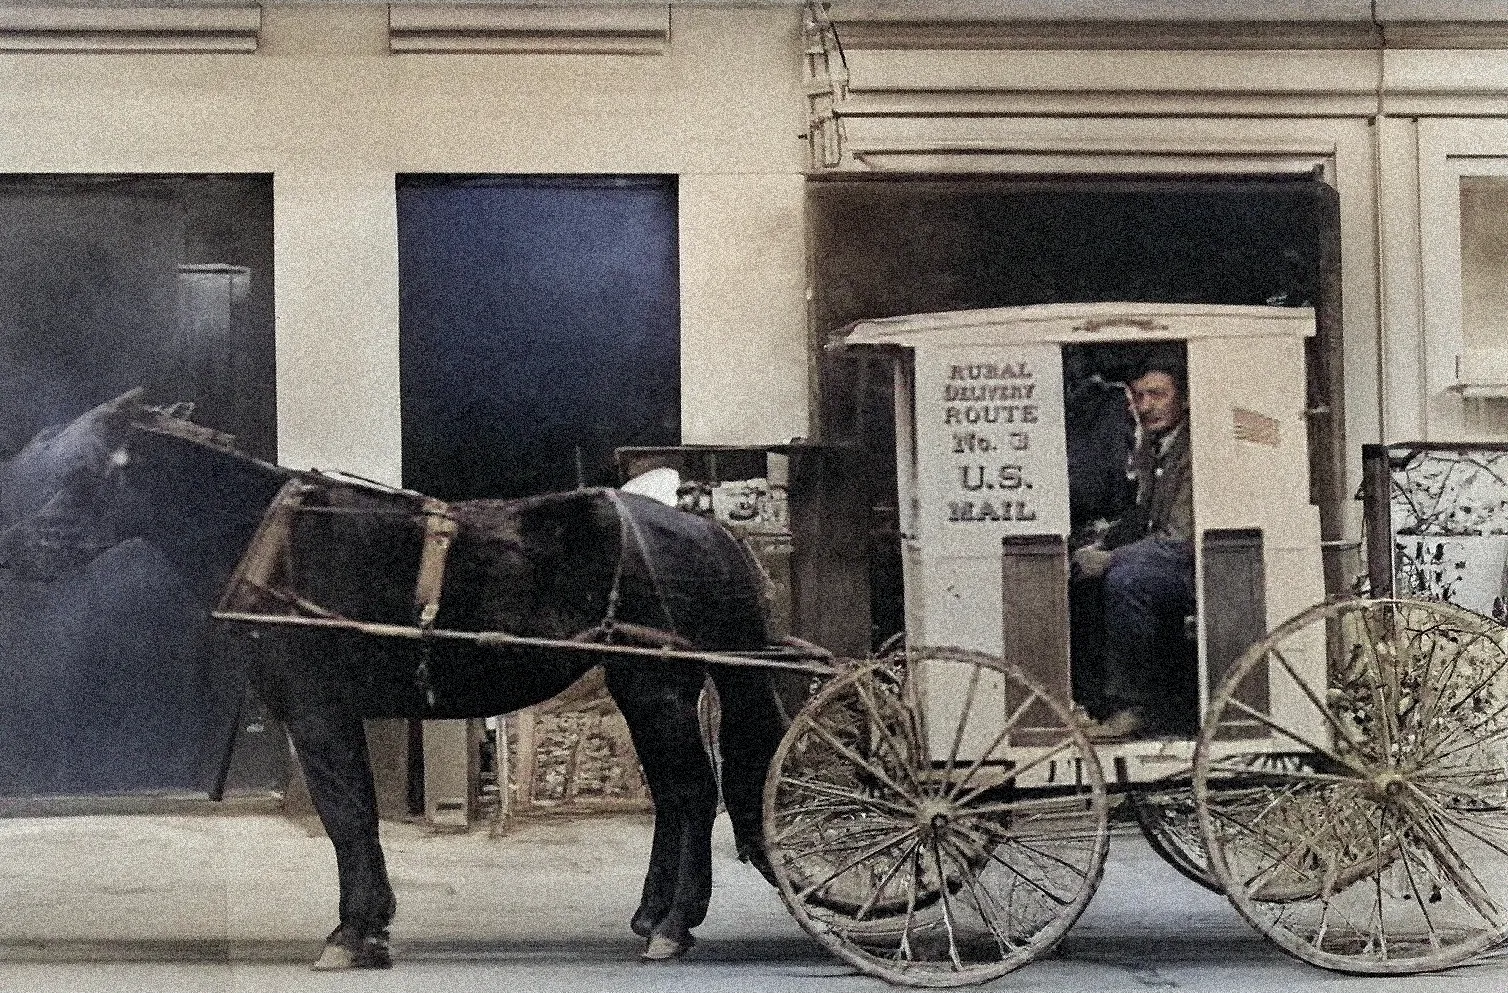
left=825, top=2, right=1508, bottom=51
left=1452, top=349, right=1508, bottom=399
left=388, top=4, right=671, bottom=55
left=0, top=5, right=260, bottom=54
left=830, top=19, right=1383, bottom=51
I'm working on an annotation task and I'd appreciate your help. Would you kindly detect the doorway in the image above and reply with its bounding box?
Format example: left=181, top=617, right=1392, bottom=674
left=0, top=173, right=277, bottom=800
left=395, top=173, right=681, bottom=819
left=807, top=175, right=1342, bottom=650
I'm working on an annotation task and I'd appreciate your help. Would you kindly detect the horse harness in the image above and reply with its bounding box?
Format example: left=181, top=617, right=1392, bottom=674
left=221, top=475, right=756, bottom=708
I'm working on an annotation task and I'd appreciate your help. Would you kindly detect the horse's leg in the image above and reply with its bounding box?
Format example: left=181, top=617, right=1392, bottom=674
left=605, top=661, right=718, bottom=961
left=706, top=665, right=785, bottom=884
left=282, top=703, right=397, bottom=970
left=629, top=805, right=679, bottom=940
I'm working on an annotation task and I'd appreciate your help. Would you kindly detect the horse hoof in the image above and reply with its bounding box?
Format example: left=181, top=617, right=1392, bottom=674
left=312, top=943, right=354, bottom=971
left=641, top=933, right=696, bottom=961
left=312, top=930, right=393, bottom=971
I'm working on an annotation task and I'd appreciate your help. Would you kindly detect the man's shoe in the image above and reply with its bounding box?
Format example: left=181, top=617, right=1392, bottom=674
left=1080, top=707, right=1150, bottom=742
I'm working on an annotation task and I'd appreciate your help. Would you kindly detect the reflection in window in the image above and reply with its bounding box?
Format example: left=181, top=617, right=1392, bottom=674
left=0, top=173, right=278, bottom=798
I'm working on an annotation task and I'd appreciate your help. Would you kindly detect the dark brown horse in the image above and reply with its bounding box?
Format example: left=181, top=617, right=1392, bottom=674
left=16, top=396, right=787, bottom=967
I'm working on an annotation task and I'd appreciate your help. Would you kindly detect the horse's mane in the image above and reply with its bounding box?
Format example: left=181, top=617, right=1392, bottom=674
left=450, top=488, right=612, bottom=547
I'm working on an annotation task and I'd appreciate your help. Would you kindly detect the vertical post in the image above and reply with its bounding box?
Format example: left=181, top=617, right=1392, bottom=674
left=422, top=719, right=476, bottom=831
left=1361, top=444, right=1395, bottom=598
left=511, top=710, right=538, bottom=814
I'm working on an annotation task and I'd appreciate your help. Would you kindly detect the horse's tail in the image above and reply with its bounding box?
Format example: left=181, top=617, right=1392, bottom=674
left=705, top=663, right=787, bottom=885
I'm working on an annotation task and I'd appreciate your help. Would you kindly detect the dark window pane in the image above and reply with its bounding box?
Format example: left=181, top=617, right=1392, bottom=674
left=0, top=173, right=277, bottom=798
left=398, top=174, right=680, bottom=500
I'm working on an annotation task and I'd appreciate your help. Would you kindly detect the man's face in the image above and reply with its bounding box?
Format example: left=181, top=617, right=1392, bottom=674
left=1129, top=370, right=1185, bottom=434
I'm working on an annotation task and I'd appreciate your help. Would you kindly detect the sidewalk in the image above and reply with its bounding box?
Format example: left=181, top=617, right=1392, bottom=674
left=0, top=809, right=801, bottom=965
left=2, top=811, right=1506, bottom=993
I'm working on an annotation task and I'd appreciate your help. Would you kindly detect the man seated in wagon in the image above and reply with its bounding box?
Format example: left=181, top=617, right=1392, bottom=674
left=1071, top=346, right=1196, bottom=740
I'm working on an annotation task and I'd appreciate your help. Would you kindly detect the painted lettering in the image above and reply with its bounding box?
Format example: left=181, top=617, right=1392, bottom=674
left=943, top=382, right=1038, bottom=403
left=946, top=500, right=1037, bottom=523
left=961, top=362, right=1031, bottom=380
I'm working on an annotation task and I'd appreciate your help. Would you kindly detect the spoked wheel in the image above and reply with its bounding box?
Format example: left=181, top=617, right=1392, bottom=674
left=1132, top=753, right=1339, bottom=896
left=1131, top=773, right=1221, bottom=893
left=1195, top=597, right=1508, bottom=973
left=762, top=646, right=1109, bottom=987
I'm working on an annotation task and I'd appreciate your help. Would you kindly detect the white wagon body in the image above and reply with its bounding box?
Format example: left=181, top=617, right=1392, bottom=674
left=845, top=302, right=1324, bottom=777
left=761, top=301, right=1508, bottom=987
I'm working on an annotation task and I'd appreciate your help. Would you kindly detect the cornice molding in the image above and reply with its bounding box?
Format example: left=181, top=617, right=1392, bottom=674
left=388, top=4, right=671, bottom=55
left=1384, top=21, right=1508, bottom=49
left=833, top=20, right=1381, bottom=51
left=827, top=14, right=1508, bottom=52
left=0, top=5, right=260, bottom=53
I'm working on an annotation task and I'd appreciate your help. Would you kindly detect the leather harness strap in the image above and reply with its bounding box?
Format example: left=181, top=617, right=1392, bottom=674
left=410, top=496, right=458, bottom=706
left=604, top=489, right=682, bottom=639
left=412, top=496, right=459, bottom=629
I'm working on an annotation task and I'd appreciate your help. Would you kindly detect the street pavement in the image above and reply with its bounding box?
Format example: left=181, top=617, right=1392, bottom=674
left=0, top=811, right=1504, bottom=992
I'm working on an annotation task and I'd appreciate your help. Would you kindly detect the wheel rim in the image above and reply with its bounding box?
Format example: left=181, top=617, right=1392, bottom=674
left=763, top=647, right=1109, bottom=987
left=1131, top=775, right=1222, bottom=894
left=1195, top=597, right=1508, bottom=973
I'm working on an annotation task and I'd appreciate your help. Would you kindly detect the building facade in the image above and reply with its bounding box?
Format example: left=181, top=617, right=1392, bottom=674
left=5, top=0, right=1508, bottom=804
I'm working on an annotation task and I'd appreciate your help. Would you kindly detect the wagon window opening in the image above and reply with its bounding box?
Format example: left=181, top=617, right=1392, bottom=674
left=1064, top=341, right=1200, bottom=738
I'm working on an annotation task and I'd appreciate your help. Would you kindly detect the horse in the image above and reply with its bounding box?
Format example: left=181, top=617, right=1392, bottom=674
left=13, top=393, right=788, bottom=968
left=0, top=387, right=145, bottom=578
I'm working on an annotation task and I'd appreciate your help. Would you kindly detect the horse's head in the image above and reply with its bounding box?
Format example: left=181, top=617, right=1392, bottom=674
left=0, top=387, right=144, bottom=525
left=0, top=388, right=153, bottom=578
left=107, top=401, right=291, bottom=600
left=0, top=388, right=286, bottom=591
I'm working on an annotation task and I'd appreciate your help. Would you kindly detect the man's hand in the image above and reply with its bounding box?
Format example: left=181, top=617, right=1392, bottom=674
left=1073, top=544, right=1113, bottom=580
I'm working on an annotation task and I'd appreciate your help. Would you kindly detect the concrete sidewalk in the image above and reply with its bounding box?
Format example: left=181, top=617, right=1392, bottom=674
left=0, top=809, right=808, bottom=965
left=1, top=809, right=1507, bottom=993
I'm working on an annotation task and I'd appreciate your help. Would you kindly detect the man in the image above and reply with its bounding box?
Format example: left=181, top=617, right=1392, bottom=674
left=1071, top=355, right=1195, bottom=741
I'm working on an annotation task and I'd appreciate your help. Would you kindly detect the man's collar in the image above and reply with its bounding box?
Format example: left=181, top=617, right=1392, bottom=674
left=1152, top=420, right=1187, bottom=456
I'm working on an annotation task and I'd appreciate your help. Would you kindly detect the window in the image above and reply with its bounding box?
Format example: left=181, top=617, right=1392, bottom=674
left=397, top=174, right=680, bottom=500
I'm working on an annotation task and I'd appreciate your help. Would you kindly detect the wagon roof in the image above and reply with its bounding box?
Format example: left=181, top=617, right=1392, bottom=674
left=838, top=301, right=1316, bottom=350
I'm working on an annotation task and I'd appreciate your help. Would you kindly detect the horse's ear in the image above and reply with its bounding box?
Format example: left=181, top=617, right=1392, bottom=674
left=94, top=387, right=147, bottom=422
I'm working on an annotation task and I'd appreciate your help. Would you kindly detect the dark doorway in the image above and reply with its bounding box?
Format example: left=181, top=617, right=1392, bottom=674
left=807, top=175, right=1343, bottom=649
left=397, top=175, right=681, bottom=501
left=0, top=173, right=279, bottom=800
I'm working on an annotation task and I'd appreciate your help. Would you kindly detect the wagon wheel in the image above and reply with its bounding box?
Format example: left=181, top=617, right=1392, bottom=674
left=1130, top=773, right=1221, bottom=893
left=763, top=647, right=1109, bottom=987
left=1132, top=752, right=1335, bottom=896
left=1195, top=597, right=1508, bottom=973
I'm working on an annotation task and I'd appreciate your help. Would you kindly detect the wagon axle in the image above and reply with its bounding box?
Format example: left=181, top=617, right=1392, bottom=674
left=918, top=802, right=952, bottom=836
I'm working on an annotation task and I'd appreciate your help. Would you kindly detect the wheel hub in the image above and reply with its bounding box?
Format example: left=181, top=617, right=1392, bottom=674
left=917, top=801, right=952, bottom=836
left=1368, top=769, right=1407, bottom=800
